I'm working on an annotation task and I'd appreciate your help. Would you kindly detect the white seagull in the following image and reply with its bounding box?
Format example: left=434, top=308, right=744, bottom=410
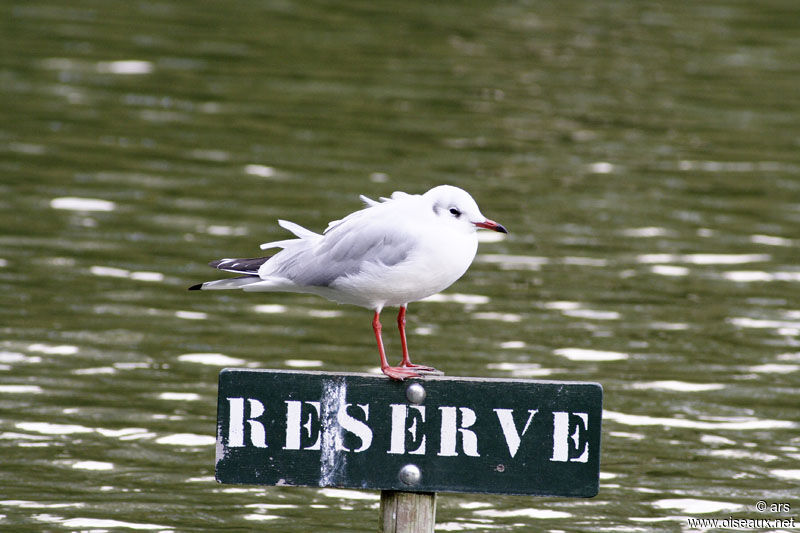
left=189, top=185, right=507, bottom=380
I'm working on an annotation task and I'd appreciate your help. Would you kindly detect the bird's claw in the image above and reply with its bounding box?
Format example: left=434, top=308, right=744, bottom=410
left=414, top=367, right=444, bottom=376
left=401, top=363, right=442, bottom=375
left=382, top=363, right=443, bottom=380
left=381, top=365, right=423, bottom=381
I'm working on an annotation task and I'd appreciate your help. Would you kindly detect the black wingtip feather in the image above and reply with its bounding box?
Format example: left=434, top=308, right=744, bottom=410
left=188, top=283, right=203, bottom=291
left=209, top=256, right=271, bottom=274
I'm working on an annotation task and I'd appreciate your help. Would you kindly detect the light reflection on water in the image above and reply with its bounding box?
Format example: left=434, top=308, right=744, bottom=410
left=2, top=0, right=800, bottom=530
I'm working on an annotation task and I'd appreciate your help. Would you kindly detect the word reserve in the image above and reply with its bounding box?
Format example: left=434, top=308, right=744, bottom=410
left=215, top=369, right=602, bottom=496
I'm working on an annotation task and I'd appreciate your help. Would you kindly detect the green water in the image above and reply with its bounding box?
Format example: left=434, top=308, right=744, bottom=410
left=2, top=0, right=799, bottom=531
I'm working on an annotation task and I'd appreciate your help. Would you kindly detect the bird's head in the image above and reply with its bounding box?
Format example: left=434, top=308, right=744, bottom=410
left=424, top=185, right=508, bottom=235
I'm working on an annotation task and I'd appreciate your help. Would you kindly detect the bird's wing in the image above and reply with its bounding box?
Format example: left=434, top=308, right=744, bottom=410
left=260, top=220, right=321, bottom=250
left=325, top=190, right=419, bottom=234
left=361, top=191, right=412, bottom=205
left=210, top=256, right=271, bottom=274
left=387, top=191, right=412, bottom=201
left=323, top=216, right=414, bottom=269
left=278, top=219, right=320, bottom=239
left=269, top=208, right=419, bottom=287
left=359, top=194, right=379, bottom=207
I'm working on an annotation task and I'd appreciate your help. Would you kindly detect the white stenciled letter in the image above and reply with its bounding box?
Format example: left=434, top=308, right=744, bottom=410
left=494, top=409, right=538, bottom=458
left=337, top=404, right=373, bottom=452
left=438, top=406, right=480, bottom=457
left=571, top=412, right=589, bottom=462
left=284, top=401, right=302, bottom=450
left=227, top=397, right=266, bottom=448
left=550, top=411, right=589, bottom=463
left=284, top=400, right=321, bottom=450
left=551, top=412, right=569, bottom=462
left=387, top=404, right=426, bottom=455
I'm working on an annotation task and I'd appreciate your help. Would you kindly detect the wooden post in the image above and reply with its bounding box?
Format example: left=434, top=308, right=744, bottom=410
left=379, top=491, right=436, bottom=533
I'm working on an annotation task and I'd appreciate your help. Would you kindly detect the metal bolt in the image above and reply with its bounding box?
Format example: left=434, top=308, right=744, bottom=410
left=405, top=382, right=426, bottom=404
left=398, top=464, right=421, bottom=486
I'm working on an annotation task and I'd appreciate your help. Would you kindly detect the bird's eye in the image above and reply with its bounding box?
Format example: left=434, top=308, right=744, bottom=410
left=449, top=207, right=461, bottom=217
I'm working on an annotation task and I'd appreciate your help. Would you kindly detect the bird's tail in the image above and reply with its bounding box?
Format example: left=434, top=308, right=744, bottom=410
left=209, top=256, right=271, bottom=274
left=188, top=275, right=262, bottom=291
left=188, top=255, right=272, bottom=291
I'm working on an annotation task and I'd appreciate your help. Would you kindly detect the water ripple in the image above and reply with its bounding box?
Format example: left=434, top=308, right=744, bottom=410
left=605, top=410, right=797, bottom=430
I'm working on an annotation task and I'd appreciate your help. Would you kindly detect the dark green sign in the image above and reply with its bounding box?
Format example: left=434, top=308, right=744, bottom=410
left=215, top=370, right=602, bottom=496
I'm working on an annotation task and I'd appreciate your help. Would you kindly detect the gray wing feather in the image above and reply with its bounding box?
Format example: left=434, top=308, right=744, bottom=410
left=270, top=218, right=415, bottom=287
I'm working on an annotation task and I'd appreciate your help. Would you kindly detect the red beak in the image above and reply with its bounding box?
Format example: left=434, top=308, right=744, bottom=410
left=474, top=219, right=508, bottom=233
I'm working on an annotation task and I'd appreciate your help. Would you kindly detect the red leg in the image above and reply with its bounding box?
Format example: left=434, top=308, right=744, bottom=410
left=397, top=306, right=437, bottom=372
left=397, top=306, right=411, bottom=366
left=373, top=310, right=419, bottom=380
